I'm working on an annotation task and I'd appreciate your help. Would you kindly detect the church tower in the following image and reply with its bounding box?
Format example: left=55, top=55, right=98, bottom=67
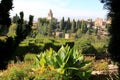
left=47, top=9, right=53, bottom=20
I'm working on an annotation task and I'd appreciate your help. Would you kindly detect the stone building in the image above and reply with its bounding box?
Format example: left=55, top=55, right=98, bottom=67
left=55, top=31, right=63, bottom=38
left=106, top=18, right=111, bottom=24
left=47, top=9, right=57, bottom=22
left=47, top=9, right=53, bottom=20
left=65, top=33, right=70, bottom=39
left=94, top=18, right=103, bottom=27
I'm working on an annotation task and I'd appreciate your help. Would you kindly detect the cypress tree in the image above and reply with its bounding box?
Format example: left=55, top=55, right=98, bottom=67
left=12, top=14, right=19, bottom=23
left=101, top=0, right=120, bottom=76
left=81, top=20, right=88, bottom=34
left=0, top=0, right=34, bottom=69
left=59, top=17, right=65, bottom=31
left=65, top=17, right=71, bottom=32
left=76, top=20, right=81, bottom=29
left=71, top=19, right=76, bottom=33
left=0, top=0, right=13, bottom=69
left=0, top=0, right=13, bottom=26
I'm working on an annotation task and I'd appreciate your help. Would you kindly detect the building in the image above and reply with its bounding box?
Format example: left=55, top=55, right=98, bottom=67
left=94, top=18, right=103, bottom=27
left=47, top=9, right=53, bottom=20
left=106, top=18, right=111, bottom=24
left=55, top=31, right=63, bottom=38
left=65, top=33, right=70, bottom=39
left=47, top=9, right=57, bottom=22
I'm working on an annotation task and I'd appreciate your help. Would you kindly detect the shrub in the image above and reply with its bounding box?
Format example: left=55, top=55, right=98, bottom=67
left=35, top=46, right=92, bottom=80
left=0, top=62, right=35, bottom=80
left=7, top=23, right=17, bottom=38
left=24, top=53, right=36, bottom=62
left=92, top=42, right=107, bottom=54
left=92, top=60, right=108, bottom=71
left=75, top=40, right=97, bottom=54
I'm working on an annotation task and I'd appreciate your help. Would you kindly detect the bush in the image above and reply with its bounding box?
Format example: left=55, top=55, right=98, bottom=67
left=75, top=40, right=97, bottom=54
left=0, top=62, right=35, bottom=80
left=35, top=46, right=92, bottom=80
left=75, top=34, right=109, bottom=55
left=92, top=60, right=108, bottom=71
left=24, top=53, right=36, bottom=62
left=92, top=42, right=107, bottom=54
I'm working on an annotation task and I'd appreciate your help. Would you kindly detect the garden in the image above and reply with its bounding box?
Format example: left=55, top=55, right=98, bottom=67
left=0, top=0, right=120, bottom=79
left=0, top=33, right=119, bottom=80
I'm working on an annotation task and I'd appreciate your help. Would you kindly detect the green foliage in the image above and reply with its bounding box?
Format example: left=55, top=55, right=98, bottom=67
left=12, top=14, right=19, bottom=23
left=7, top=23, right=17, bottom=38
left=24, top=53, right=36, bottom=62
left=92, top=41, right=107, bottom=54
left=76, top=20, right=81, bottom=29
left=0, top=36, right=7, bottom=42
left=0, top=0, right=13, bottom=27
left=87, top=26, right=94, bottom=35
left=35, top=46, right=92, bottom=80
left=0, top=0, right=14, bottom=69
left=106, top=24, right=111, bottom=33
left=75, top=34, right=97, bottom=54
left=71, top=19, right=76, bottom=33
left=81, top=20, right=88, bottom=33
left=38, top=18, right=49, bottom=26
left=92, top=35, right=109, bottom=54
left=14, top=33, right=109, bottom=63
left=16, top=33, right=109, bottom=60
left=16, top=12, right=34, bottom=39
left=37, top=17, right=57, bottom=36
left=16, top=37, right=74, bottom=54
left=65, top=17, right=71, bottom=32
left=76, top=28, right=82, bottom=38
left=75, top=34, right=109, bottom=55
left=48, top=19, right=57, bottom=36
left=0, top=11, right=34, bottom=69
left=0, top=62, right=63, bottom=80
left=0, top=62, right=35, bottom=80
left=76, top=40, right=97, bottom=54
left=0, top=46, right=92, bottom=80
left=101, top=0, right=120, bottom=75
left=37, top=18, right=49, bottom=36
left=92, top=60, right=108, bottom=71
left=0, top=25, right=8, bottom=36
left=59, top=17, right=65, bottom=31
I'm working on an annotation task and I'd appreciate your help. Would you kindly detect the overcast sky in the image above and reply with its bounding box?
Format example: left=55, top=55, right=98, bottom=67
left=9, top=0, right=108, bottom=21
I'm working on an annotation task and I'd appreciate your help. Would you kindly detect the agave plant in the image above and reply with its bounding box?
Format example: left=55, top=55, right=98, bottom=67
left=35, top=46, right=92, bottom=80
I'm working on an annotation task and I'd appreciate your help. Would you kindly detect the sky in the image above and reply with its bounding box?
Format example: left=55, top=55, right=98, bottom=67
left=9, top=0, right=108, bottom=21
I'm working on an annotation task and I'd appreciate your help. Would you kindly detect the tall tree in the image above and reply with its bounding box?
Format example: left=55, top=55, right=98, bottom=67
left=0, top=0, right=13, bottom=35
left=59, top=17, right=65, bottom=31
left=0, top=0, right=13, bottom=26
left=71, top=19, right=76, bottom=33
left=37, top=18, right=49, bottom=36
left=0, top=9, right=34, bottom=69
left=12, top=14, right=19, bottom=23
left=47, top=20, right=52, bottom=36
left=100, top=0, right=120, bottom=75
left=81, top=20, right=88, bottom=34
left=65, top=17, right=71, bottom=32
left=76, top=20, right=81, bottom=30
left=0, top=0, right=13, bottom=69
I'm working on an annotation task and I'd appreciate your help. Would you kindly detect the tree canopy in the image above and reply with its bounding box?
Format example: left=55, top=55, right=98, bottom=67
left=100, top=0, right=120, bottom=75
left=0, top=0, right=13, bottom=26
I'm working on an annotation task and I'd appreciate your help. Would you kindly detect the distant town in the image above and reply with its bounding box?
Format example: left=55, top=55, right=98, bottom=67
left=29, top=9, right=111, bottom=39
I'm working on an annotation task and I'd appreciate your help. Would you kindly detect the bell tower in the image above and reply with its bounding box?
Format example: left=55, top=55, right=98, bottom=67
left=47, top=9, right=53, bottom=20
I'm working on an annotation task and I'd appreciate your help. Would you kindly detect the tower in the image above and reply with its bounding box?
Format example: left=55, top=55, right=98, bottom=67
left=47, top=9, right=53, bottom=20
